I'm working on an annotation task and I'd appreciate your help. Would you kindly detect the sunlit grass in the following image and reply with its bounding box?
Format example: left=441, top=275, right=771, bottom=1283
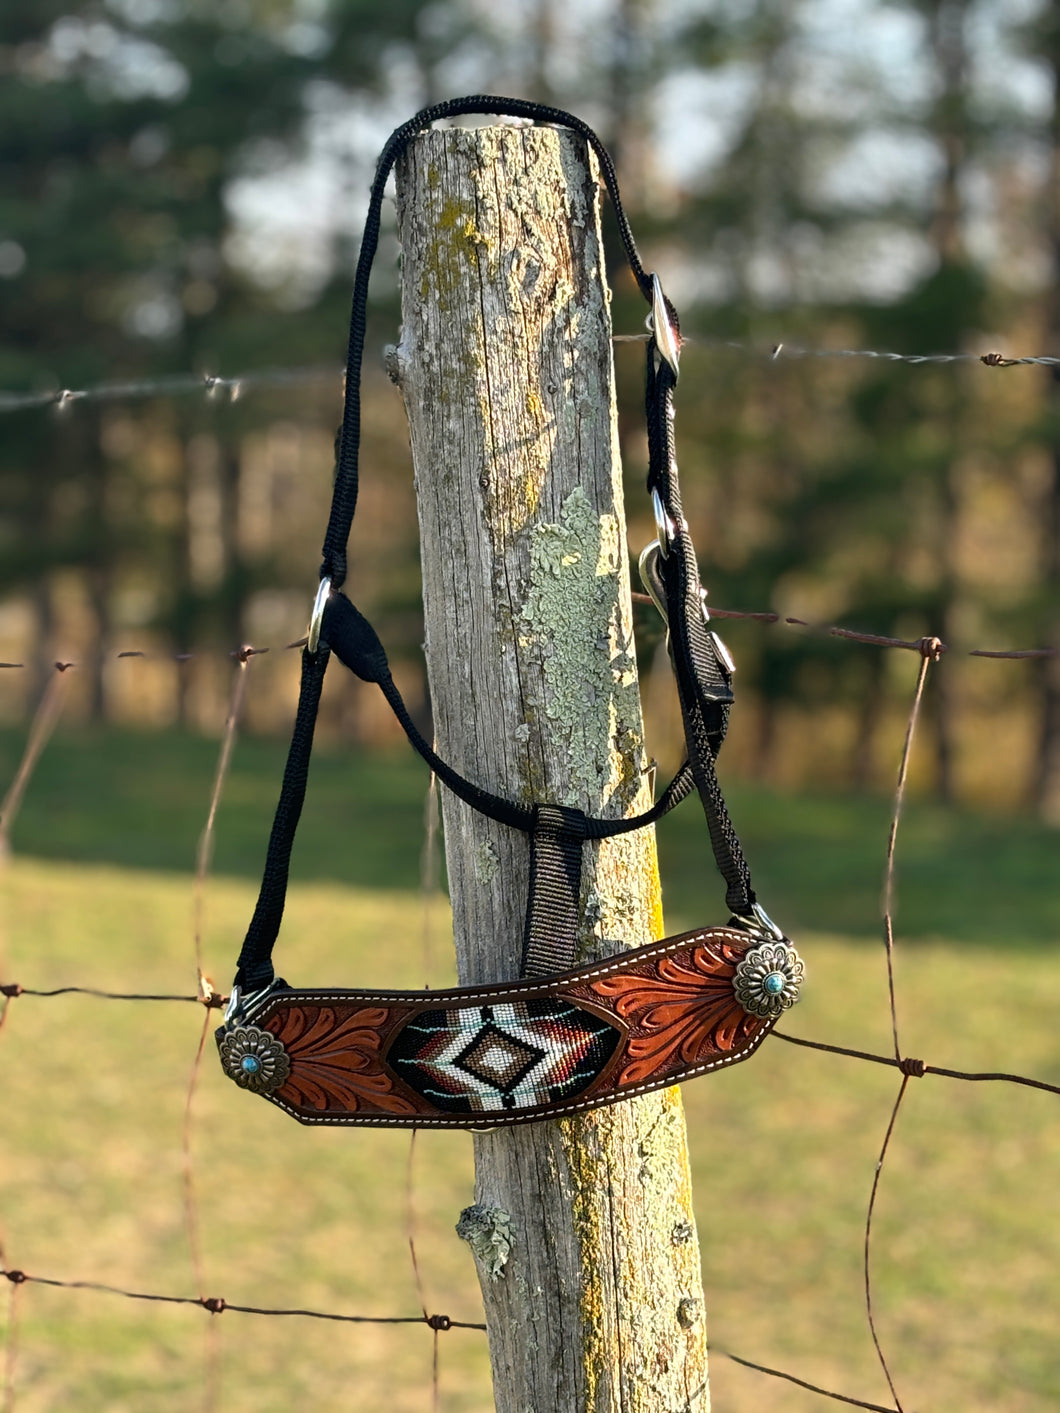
left=1, top=855, right=1057, bottom=1411
left=2, top=724, right=1058, bottom=947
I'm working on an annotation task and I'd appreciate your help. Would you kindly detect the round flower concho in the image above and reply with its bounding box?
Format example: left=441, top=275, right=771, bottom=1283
left=218, top=1023, right=291, bottom=1095
left=732, top=941, right=805, bottom=1019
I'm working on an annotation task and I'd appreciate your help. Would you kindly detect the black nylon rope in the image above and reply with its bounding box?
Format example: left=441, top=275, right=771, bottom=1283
left=233, top=96, right=762, bottom=993
left=321, top=95, right=654, bottom=592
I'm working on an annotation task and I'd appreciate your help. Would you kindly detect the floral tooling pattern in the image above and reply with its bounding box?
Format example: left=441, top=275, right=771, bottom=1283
left=585, top=940, right=766, bottom=1086
left=265, top=1005, right=419, bottom=1115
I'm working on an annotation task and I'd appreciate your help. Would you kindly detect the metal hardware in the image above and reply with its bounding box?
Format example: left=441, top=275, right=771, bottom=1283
left=732, top=939, right=805, bottom=1017
left=711, top=629, right=736, bottom=675
left=732, top=900, right=785, bottom=942
left=640, top=541, right=735, bottom=673
left=639, top=540, right=734, bottom=703
left=651, top=488, right=676, bottom=557
left=307, top=576, right=332, bottom=654
left=638, top=541, right=668, bottom=621
left=650, top=274, right=681, bottom=378
left=222, top=984, right=244, bottom=1026
left=217, top=1022, right=291, bottom=1094
left=220, top=982, right=276, bottom=1030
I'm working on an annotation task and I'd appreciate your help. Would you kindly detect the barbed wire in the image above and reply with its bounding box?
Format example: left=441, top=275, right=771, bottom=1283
left=0, top=649, right=481, bottom=1411
left=0, top=337, right=1056, bottom=417
left=0, top=366, right=343, bottom=415
left=0, top=1266, right=484, bottom=1332
left=0, top=606, right=1052, bottom=675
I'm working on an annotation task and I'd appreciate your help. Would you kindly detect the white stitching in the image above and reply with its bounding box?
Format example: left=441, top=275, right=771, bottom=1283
left=249, top=926, right=766, bottom=1127
left=250, top=928, right=736, bottom=1016
left=263, top=1021, right=773, bottom=1127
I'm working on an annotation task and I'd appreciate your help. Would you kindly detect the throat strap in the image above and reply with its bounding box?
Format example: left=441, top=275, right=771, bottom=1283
left=521, top=806, right=589, bottom=979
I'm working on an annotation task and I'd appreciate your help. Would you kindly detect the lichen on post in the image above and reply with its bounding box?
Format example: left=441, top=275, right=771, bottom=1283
left=394, top=121, right=709, bottom=1412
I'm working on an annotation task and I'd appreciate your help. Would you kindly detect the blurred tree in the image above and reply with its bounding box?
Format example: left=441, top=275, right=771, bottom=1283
left=0, top=0, right=454, bottom=716
left=1032, top=0, right=1060, bottom=821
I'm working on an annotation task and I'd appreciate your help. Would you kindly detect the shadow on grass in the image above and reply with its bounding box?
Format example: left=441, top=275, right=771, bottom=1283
left=1, top=726, right=1056, bottom=948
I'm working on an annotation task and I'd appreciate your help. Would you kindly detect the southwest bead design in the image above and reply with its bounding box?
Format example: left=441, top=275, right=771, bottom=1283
left=386, top=999, right=621, bottom=1114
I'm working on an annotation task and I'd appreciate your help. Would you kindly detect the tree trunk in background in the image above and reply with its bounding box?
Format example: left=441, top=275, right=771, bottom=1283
left=395, top=123, right=709, bottom=1412
left=1036, top=1, right=1060, bottom=822
left=924, top=0, right=972, bottom=804
left=82, top=406, right=110, bottom=722
left=218, top=436, right=247, bottom=653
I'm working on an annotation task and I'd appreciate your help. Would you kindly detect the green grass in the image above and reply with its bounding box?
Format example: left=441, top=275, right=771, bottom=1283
left=0, top=727, right=1058, bottom=1410
left=1, top=724, right=1058, bottom=946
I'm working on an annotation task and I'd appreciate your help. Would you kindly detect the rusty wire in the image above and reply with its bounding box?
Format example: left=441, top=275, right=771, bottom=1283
left=0, top=609, right=1053, bottom=672
left=0, top=1266, right=484, bottom=1331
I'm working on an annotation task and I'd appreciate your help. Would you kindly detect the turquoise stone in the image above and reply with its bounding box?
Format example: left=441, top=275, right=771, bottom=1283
left=763, top=971, right=786, bottom=995
left=241, top=1055, right=262, bottom=1074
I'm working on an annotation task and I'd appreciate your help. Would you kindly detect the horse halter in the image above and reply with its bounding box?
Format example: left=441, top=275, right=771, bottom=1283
left=216, top=96, right=805, bottom=1129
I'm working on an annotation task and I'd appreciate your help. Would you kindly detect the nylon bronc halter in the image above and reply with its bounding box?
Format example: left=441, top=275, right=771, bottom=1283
left=216, top=97, right=805, bottom=1129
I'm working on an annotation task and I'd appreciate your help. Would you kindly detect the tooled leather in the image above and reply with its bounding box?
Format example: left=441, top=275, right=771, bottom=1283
left=247, top=925, right=775, bottom=1128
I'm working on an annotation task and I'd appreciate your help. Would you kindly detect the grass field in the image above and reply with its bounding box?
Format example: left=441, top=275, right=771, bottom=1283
left=0, top=726, right=1058, bottom=1411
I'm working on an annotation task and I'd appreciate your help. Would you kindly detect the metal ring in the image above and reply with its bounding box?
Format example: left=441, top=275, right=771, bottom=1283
left=651, top=488, right=676, bottom=558
left=637, top=541, right=668, bottom=625
left=651, top=274, right=681, bottom=379
left=307, top=576, right=331, bottom=655
left=733, top=901, right=785, bottom=942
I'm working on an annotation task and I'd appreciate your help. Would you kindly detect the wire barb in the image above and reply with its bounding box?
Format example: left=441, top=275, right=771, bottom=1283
left=6, top=338, right=1060, bottom=417
left=0, top=1264, right=485, bottom=1331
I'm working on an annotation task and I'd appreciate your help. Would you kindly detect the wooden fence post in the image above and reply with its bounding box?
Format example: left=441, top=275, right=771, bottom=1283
left=393, top=121, right=710, bottom=1412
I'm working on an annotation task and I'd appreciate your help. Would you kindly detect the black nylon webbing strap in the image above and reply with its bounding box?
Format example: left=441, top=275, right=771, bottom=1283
left=520, top=806, right=589, bottom=978
left=643, top=349, right=754, bottom=919
left=235, top=644, right=329, bottom=991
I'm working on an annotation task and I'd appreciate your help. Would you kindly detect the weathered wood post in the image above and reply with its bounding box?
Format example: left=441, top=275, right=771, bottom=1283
left=393, top=122, right=710, bottom=1412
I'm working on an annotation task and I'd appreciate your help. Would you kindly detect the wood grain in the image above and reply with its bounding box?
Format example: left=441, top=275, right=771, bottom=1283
left=394, top=123, right=710, bottom=1412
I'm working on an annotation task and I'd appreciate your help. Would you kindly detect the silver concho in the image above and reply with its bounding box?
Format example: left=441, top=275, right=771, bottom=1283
left=218, top=1023, right=291, bottom=1094
left=733, top=940, right=805, bottom=1019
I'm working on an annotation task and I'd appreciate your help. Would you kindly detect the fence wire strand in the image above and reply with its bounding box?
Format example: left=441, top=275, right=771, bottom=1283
left=0, top=615, right=1057, bottom=1412
left=2, top=339, right=1060, bottom=417
left=0, top=608, right=1054, bottom=673
left=0, top=666, right=71, bottom=858
left=0, top=1250, right=19, bottom=1413
left=0, top=1267, right=485, bottom=1331
left=717, top=1347, right=899, bottom=1412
